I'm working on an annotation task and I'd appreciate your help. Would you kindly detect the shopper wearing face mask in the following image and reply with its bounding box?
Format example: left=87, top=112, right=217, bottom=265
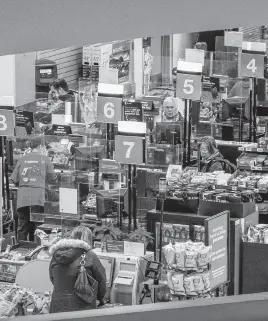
left=11, top=138, right=58, bottom=241
left=199, top=136, right=236, bottom=173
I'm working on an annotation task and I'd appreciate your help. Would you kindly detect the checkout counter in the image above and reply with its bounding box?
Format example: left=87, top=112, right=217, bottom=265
left=93, top=248, right=154, bottom=306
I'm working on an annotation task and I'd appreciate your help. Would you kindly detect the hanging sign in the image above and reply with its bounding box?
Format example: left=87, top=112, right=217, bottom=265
left=185, top=49, right=205, bottom=66
left=176, top=60, right=202, bottom=101
left=241, top=41, right=266, bottom=78
left=0, top=107, right=15, bottom=137
left=97, top=83, right=124, bottom=124
left=205, top=211, right=230, bottom=290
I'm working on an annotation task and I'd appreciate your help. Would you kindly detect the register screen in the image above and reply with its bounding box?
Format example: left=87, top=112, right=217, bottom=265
left=120, top=262, right=135, bottom=272
left=99, top=257, right=114, bottom=285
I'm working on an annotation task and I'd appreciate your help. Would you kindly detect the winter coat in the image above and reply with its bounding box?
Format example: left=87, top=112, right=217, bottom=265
left=49, top=239, right=106, bottom=314
left=201, top=151, right=232, bottom=173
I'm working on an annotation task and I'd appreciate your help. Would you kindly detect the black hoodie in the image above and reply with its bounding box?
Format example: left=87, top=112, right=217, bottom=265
left=49, top=239, right=106, bottom=314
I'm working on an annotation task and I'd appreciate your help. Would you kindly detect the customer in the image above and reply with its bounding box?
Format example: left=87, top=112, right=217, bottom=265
left=162, top=97, right=183, bottom=122
left=49, top=226, right=106, bottom=314
left=11, top=138, right=57, bottom=241
left=41, top=78, right=79, bottom=124
left=199, top=136, right=236, bottom=173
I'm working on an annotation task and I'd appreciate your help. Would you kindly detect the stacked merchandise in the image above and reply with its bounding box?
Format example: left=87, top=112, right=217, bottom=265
left=201, top=188, right=255, bottom=203
left=229, top=171, right=268, bottom=191
left=162, top=241, right=212, bottom=300
left=0, top=284, right=51, bottom=318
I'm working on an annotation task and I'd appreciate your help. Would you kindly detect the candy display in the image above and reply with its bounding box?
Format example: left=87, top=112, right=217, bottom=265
left=243, top=224, right=268, bottom=243
left=163, top=241, right=212, bottom=298
left=0, top=284, right=51, bottom=318
left=229, top=171, right=268, bottom=192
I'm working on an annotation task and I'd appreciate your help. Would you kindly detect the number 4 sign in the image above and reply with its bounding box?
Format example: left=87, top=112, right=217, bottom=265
left=115, top=135, right=145, bottom=165
left=241, top=53, right=264, bottom=78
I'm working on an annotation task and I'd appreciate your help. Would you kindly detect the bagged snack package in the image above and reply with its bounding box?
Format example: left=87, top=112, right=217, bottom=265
left=174, top=242, right=186, bottom=269
left=192, top=274, right=205, bottom=294
left=197, top=246, right=212, bottom=268
left=185, top=250, right=198, bottom=269
left=168, top=272, right=185, bottom=296
left=184, top=276, right=197, bottom=296
left=202, top=272, right=211, bottom=292
left=162, top=243, right=175, bottom=267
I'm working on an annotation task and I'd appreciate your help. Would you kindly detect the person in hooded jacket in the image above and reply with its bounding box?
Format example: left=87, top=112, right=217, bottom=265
left=199, top=136, right=236, bottom=173
left=49, top=226, right=106, bottom=314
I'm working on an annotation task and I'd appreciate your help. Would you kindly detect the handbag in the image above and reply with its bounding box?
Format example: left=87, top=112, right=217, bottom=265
left=74, top=253, right=98, bottom=304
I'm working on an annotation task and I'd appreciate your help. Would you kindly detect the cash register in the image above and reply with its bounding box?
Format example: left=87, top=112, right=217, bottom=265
left=93, top=249, right=154, bottom=305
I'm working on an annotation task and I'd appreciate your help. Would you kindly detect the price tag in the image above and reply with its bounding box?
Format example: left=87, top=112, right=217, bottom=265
left=238, top=147, right=244, bottom=152
left=246, top=147, right=252, bottom=152
left=241, top=53, right=264, bottom=78
left=115, top=135, right=144, bottom=165
left=97, top=96, right=122, bottom=124
left=232, top=186, right=237, bottom=191
left=0, top=109, right=14, bottom=137
left=254, top=189, right=259, bottom=193
left=256, top=166, right=263, bottom=171
left=257, top=148, right=264, bottom=152
left=176, top=73, right=202, bottom=101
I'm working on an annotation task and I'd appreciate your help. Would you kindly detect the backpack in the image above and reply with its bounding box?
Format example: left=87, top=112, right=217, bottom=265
left=205, top=158, right=236, bottom=174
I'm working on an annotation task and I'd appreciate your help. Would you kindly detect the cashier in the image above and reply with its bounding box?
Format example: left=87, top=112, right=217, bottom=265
left=199, top=136, right=235, bottom=173
left=41, top=78, right=79, bottom=124
left=10, top=137, right=58, bottom=241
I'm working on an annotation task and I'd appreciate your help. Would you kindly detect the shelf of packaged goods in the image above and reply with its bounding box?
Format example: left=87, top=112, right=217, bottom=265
left=215, top=184, right=268, bottom=194
left=238, top=146, right=268, bottom=153
left=238, top=166, right=268, bottom=172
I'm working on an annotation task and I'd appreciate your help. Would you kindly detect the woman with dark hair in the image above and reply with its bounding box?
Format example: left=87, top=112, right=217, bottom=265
left=49, top=226, right=106, bottom=314
left=199, top=136, right=236, bottom=173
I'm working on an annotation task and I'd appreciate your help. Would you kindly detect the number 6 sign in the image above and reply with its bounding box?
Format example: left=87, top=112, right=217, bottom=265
left=97, top=96, right=122, bottom=124
left=115, top=135, right=145, bottom=165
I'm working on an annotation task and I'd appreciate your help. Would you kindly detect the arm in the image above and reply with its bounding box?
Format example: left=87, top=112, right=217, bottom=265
left=49, top=259, right=55, bottom=285
left=46, top=159, right=58, bottom=185
left=90, top=253, right=107, bottom=301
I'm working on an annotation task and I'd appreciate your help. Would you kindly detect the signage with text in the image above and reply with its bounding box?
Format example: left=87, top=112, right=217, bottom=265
left=97, top=96, right=122, bottom=124
left=176, top=73, right=202, bottom=101
left=124, top=101, right=143, bottom=122
left=115, top=135, right=145, bottom=165
left=0, top=108, right=14, bottom=137
left=205, top=211, right=230, bottom=290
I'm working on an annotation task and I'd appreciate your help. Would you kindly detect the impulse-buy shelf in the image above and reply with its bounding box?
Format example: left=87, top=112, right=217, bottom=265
left=238, top=147, right=268, bottom=153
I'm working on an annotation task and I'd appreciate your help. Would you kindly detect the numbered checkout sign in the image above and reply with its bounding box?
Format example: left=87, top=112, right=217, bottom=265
left=115, top=135, right=145, bottom=165
left=0, top=108, right=15, bottom=137
left=176, top=60, right=202, bottom=101
left=241, top=41, right=266, bottom=78
left=97, top=83, right=124, bottom=124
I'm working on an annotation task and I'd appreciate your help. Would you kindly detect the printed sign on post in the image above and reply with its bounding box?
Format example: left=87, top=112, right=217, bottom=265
left=241, top=53, right=264, bottom=78
left=115, top=135, right=144, bottom=165
left=0, top=108, right=14, bottom=137
left=97, top=96, right=122, bottom=124
left=205, top=211, right=229, bottom=290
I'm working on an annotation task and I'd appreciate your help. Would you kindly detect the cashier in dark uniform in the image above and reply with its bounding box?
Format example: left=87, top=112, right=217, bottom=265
left=41, top=78, right=79, bottom=124
left=11, top=138, right=58, bottom=241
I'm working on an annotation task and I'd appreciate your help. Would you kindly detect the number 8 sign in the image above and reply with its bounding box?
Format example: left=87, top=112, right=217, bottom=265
left=0, top=109, right=14, bottom=137
left=115, top=135, right=145, bottom=165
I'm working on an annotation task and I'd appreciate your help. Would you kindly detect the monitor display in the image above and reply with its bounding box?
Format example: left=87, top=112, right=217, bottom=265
left=39, top=68, right=53, bottom=79
left=155, top=122, right=182, bottom=145
left=98, top=256, right=115, bottom=287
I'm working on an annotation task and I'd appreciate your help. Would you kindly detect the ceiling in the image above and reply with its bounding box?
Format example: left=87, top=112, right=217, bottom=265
left=0, top=0, right=268, bottom=56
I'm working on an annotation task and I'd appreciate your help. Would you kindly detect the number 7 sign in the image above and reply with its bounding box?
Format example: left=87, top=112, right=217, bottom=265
left=115, top=135, right=145, bottom=165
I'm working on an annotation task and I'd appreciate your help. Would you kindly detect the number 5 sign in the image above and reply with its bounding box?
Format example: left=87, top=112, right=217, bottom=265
left=176, top=60, right=202, bottom=101
left=97, top=96, right=122, bottom=124
left=0, top=109, right=14, bottom=137
left=115, top=135, right=145, bottom=165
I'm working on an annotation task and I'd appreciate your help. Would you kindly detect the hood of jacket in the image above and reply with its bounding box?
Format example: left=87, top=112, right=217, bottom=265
left=49, top=239, right=91, bottom=265
left=202, top=150, right=223, bottom=164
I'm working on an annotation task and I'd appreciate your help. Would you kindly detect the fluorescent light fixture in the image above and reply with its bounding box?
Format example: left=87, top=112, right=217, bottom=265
left=98, top=83, right=124, bottom=95
left=118, top=121, right=147, bottom=134
left=177, top=60, right=203, bottom=73
left=242, top=41, right=266, bottom=53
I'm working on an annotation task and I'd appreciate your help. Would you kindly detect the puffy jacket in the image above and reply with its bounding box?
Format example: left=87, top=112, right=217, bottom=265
left=49, top=239, right=106, bottom=314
